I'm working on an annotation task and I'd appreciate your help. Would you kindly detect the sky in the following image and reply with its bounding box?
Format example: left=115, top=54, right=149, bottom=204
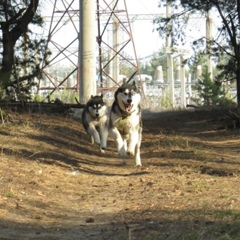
left=42, top=0, right=209, bottom=66
left=123, top=0, right=212, bottom=61
left=42, top=0, right=164, bottom=66
left=109, top=0, right=208, bottom=59
left=124, top=0, right=164, bottom=58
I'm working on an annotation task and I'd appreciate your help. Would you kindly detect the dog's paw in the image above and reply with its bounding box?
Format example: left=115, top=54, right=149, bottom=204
left=127, top=145, right=135, bottom=156
left=127, top=150, right=134, bottom=156
left=118, top=147, right=126, bottom=156
left=135, top=157, right=142, bottom=167
left=100, top=147, right=106, bottom=153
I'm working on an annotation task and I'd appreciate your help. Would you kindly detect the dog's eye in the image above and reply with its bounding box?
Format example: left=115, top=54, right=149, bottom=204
left=124, top=92, right=128, bottom=95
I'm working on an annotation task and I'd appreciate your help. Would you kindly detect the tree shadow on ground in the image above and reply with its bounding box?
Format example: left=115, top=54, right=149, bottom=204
left=1, top=207, right=240, bottom=240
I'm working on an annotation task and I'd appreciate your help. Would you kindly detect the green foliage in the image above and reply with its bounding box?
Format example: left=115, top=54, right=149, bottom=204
left=216, top=55, right=237, bottom=83
left=6, top=192, right=16, bottom=198
left=0, top=0, right=51, bottom=102
left=141, top=53, right=167, bottom=81
left=51, top=89, right=79, bottom=104
left=140, top=52, right=178, bottom=84
left=33, top=94, right=45, bottom=102
left=156, top=0, right=240, bottom=108
left=193, top=68, right=233, bottom=106
left=160, top=92, right=174, bottom=109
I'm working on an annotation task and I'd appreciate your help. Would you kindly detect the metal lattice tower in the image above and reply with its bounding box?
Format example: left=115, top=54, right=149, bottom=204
left=39, top=0, right=141, bottom=100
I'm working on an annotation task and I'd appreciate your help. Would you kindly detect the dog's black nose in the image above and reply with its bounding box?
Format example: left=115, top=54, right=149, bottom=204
left=95, top=113, right=99, bottom=117
left=127, top=99, right=132, bottom=103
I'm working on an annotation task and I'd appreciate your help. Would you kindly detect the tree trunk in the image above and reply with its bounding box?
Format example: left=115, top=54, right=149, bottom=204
left=237, top=0, right=240, bottom=111
left=0, top=0, right=39, bottom=89
left=236, top=62, right=240, bottom=113
left=1, top=27, right=16, bottom=88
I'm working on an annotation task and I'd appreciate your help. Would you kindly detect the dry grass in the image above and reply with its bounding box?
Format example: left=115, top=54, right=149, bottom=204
left=0, top=108, right=240, bottom=239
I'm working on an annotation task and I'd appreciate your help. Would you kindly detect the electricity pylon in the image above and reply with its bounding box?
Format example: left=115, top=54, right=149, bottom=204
left=39, top=0, right=143, bottom=101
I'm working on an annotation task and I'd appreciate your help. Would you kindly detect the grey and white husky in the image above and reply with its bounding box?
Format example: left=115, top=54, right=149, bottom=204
left=109, top=81, right=142, bottom=166
left=82, top=94, right=108, bottom=153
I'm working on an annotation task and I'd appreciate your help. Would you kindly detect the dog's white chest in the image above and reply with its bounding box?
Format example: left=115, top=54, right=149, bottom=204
left=92, top=114, right=108, bottom=127
left=117, top=114, right=139, bottom=133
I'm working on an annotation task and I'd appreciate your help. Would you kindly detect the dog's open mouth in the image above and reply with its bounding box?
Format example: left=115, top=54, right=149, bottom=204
left=95, top=115, right=100, bottom=121
left=123, top=102, right=133, bottom=112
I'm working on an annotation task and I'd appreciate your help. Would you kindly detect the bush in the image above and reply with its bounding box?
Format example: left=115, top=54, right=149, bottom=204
left=193, top=68, right=235, bottom=106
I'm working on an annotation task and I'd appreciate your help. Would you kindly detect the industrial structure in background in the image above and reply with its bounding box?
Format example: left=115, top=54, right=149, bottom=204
left=39, top=0, right=141, bottom=104
left=38, top=0, right=214, bottom=108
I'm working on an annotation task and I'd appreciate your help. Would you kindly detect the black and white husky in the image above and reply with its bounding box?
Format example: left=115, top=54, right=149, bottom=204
left=82, top=94, right=108, bottom=153
left=109, top=81, right=142, bottom=166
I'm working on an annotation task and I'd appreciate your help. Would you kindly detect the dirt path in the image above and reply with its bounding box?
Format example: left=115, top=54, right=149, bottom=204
left=0, top=108, right=240, bottom=239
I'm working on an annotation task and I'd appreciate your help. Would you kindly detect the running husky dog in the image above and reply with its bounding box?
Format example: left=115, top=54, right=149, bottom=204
left=109, top=81, right=142, bottom=166
left=82, top=94, right=108, bottom=153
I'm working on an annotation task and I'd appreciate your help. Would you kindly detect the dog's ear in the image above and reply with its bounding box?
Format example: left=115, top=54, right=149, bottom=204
left=100, top=93, right=103, bottom=98
left=91, top=95, right=93, bottom=99
left=132, top=81, right=140, bottom=91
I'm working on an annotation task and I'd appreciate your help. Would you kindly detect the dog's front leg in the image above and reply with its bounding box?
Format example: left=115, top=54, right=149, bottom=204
left=99, top=127, right=108, bottom=153
left=127, top=130, right=139, bottom=156
left=87, top=124, right=100, bottom=145
left=134, top=127, right=142, bottom=166
left=110, top=127, right=126, bottom=156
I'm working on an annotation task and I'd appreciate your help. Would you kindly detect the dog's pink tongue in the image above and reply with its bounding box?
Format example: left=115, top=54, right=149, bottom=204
left=126, top=104, right=132, bottom=112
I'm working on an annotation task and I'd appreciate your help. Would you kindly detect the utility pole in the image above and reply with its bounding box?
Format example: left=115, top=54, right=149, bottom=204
left=206, top=10, right=213, bottom=80
left=166, top=0, right=174, bottom=107
left=112, top=0, right=120, bottom=85
left=79, top=0, right=96, bottom=103
left=180, top=55, right=186, bottom=108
